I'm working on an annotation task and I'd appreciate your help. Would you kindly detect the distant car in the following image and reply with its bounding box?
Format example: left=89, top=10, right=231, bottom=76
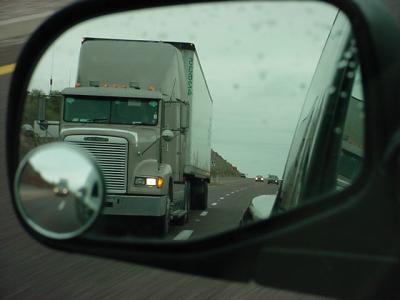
left=240, top=173, right=246, bottom=178
left=53, top=179, right=69, bottom=196
left=53, top=185, right=69, bottom=196
left=267, top=175, right=279, bottom=184
left=255, top=175, right=264, bottom=182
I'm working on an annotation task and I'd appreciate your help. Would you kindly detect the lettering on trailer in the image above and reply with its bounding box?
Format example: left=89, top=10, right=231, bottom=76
left=187, top=57, right=193, bottom=96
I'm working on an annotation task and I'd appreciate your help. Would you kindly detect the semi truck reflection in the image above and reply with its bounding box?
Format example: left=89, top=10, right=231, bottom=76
left=53, top=178, right=69, bottom=196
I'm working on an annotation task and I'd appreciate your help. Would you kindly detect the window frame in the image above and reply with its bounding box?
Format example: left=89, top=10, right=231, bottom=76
left=62, top=95, right=160, bottom=126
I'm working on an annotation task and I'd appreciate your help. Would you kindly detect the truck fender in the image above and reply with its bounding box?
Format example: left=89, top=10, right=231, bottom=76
left=133, top=159, right=173, bottom=195
left=157, top=163, right=173, bottom=196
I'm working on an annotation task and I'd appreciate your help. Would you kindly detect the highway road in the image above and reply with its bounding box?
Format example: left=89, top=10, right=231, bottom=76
left=87, top=178, right=278, bottom=241
left=167, top=179, right=278, bottom=240
left=0, top=2, right=328, bottom=299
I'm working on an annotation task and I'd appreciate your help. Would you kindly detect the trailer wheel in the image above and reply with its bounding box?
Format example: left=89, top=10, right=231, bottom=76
left=190, top=179, right=208, bottom=210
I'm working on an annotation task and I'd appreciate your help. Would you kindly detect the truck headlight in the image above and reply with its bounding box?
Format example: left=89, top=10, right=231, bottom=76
left=146, top=178, right=157, bottom=186
left=134, top=177, right=164, bottom=188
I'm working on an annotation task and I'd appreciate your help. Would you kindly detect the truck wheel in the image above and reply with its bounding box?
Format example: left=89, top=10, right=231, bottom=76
left=159, top=212, right=169, bottom=237
left=190, top=179, right=208, bottom=210
left=156, top=194, right=170, bottom=237
left=176, top=180, right=190, bottom=225
left=169, top=180, right=174, bottom=202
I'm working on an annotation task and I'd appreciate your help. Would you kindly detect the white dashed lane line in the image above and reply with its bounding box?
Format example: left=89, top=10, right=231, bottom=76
left=58, top=200, right=66, bottom=211
left=200, top=211, right=208, bottom=216
left=211, top=202, right=217, bottom=206
left=173, top=230, right=194, bottom=240
left=219, top=197, right=224, bottom=200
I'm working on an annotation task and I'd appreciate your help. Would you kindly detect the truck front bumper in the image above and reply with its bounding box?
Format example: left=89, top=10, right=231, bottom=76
left=102, top=194, right=168, bottom=217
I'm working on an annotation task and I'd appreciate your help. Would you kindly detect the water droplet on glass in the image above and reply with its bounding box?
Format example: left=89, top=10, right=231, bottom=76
left=258, top=70, right=268, bottom=80
left=337, top=60, right=348, bottom=69
left=349, top=61, right=357, bottom=69
left=344, top=51, right=352, bottom=59
left=328, top=86, right=336, bottom=94
left=257, top=53, right=265, bottom=60
left=157, top=32, right=168, bottom=40
left=251, top=22, right=261, bottom=31
left=266, top=19, right=276, bottom=27
left=305, top=7, right=315, bottom=14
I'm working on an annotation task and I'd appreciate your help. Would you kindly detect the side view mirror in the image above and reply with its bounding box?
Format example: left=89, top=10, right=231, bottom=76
left=248, top=194, right=276, bottom=221
left=7, top=0, right=400, bottom=298
left=240, top=194, right=277, bottom=226
left=14, top=143, right=105, bottom=239
left=161, top=129, right=174, bottom=142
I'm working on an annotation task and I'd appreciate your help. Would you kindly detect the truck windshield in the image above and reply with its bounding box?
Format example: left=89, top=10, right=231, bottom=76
left=64, top=97, right=159, bottom=125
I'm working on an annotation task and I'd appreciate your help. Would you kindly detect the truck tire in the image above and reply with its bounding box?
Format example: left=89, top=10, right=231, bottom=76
left=155, top=191, right=170, bottom=237
left=176, top=180, right=190, bottom=225
left=160, top=210, right=170, bottom=237
left=190, top=179, right=208, bottom=210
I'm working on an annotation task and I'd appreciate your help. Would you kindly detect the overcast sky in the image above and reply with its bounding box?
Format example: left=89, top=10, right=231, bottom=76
left=30, top=145, right=96, bottom=191
left=28, top=2, right=340, bottom=177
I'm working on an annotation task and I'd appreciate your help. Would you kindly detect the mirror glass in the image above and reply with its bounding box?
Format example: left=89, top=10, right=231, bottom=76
left=19, top=1, right=364, bottom=241
left=15, top=143, right=104, bottom=239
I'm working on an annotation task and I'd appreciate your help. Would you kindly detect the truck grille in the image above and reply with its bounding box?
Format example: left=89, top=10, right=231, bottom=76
left=65, top=136, right=128, bottom=193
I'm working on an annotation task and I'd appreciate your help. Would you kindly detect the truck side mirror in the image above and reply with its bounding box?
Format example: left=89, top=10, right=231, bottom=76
left=38, top=120, right=49, bottom=130
left=161, top=129, right=174, bottom=142
left=21, top=124, right=34, bottom=137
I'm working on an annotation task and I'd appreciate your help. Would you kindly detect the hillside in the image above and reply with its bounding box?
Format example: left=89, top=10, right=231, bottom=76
left=211, top=150, right=242, bottom=177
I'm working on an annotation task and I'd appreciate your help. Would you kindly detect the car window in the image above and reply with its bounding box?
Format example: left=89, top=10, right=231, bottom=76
left=336, top=68, right=364, bottom=190
left=273, top=12, right=364, bottom=213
